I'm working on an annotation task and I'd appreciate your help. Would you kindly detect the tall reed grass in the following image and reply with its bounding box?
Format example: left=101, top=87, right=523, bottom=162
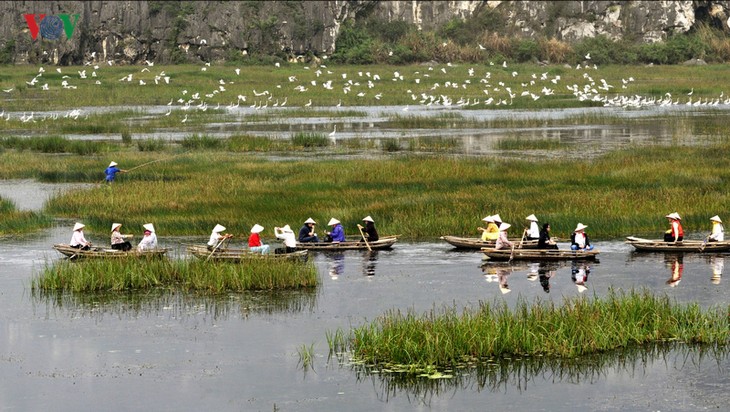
left=33, top=258, right=319, bottom=293
left=341, top=289, right=729, bottom=374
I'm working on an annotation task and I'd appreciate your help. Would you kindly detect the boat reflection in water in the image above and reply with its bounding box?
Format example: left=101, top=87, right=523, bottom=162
left=665, top=255, right=684, bottom=287
left=362, top=250, right=378, bottom=276
left=328, top=251, right=345, bottom=279
left=571, top=261, right=591, bottom=293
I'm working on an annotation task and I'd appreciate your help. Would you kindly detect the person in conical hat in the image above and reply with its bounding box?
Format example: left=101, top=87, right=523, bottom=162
left=325, top=218, right=345, bottom=243
left=274, top=224, right=297, bottom=253
left=495, top=222, right=513, bottom=250
left=110, top=222, right=133, bottom=251
left=478, top=215, right=500, bottom=241
left=358, top=216, right=379, bottom=242
left=207, top=223, right=233, bottom=251
left=69, top=222, right=91, bottom=250
left=248, top=224, right=269, bottom=254
left=298, top=218, right=320, bottom=243
left=663, top=212, right=683, bottom=243
left=525, top=214, right=540, bottom=240
left=104, top=161, right=127, bottom=183
left=708, top=215, right=724, bottom=242
left=570, top=223, right=593, bottom=251
left=137, top=223, right=158, bottom=251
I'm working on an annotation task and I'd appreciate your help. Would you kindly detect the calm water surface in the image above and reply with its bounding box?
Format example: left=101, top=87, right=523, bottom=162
left=0, top=226, right=727, bottom=411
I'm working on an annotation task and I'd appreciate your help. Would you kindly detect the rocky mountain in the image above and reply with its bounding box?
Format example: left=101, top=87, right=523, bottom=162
left=1, top=1, right=729, bottom=65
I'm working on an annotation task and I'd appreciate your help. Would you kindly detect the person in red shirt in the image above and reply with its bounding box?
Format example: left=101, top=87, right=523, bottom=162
left=663, top=212, right=683, bottom=242
left=248, top=224, right=269, bottom=254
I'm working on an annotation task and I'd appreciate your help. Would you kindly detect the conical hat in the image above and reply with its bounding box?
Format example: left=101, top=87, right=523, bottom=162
left=327, top=218, right=340, bottom=226
left=281, top=224, right=293, bottom=232
left=526, top=214, right=538, bottom=221
left=251, top=224, right=264, bottom=233
left=213, top=224, right=226, bottom=233
left=665, top=212, right=681, bottom=220
left=143, top=223, right=155, bottom=233
left=491, top=214, right=502, bottom=222
left=304, top=218, right=316, bottom=224
left=576, top=284, right=588, bottom=293
left=499, top=222, right=511, bottom=231
left=73, top=222, right=85, bottom=231
left=574, top=223, right=588, bottom=232
left=482, top=216, right=493, bottom=222
left=499, top=285, right=512, bottom=294
left=111, top=223, right=122, bottom=232
left=362, top=216, right=374, bottom=222
left=109, top=161, right=118, bottom=167
left=710, top=215, right=722, bottom=223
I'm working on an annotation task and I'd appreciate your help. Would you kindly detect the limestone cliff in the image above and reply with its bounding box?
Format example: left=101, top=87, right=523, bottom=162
left=1, top=1, right=729, bottom=65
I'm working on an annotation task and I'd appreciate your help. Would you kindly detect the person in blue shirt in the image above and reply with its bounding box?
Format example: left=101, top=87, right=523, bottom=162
left=325, top=218, right=346, bottom=242
left=105, top=161, right=127, bottom=183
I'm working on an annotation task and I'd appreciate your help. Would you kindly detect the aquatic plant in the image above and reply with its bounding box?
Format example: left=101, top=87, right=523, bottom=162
left=297, top=343, right=316, bottom=371
left=341, top=289, right=729, bottom=375
left=32, top=258, right=319, bottom=293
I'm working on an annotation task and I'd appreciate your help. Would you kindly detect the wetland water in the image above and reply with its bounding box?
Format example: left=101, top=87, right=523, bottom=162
left=0, top=226, right=727, bottom=411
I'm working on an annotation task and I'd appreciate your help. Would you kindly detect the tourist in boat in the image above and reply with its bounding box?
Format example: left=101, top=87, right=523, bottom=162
left=525, top=214, right=540, bottom=240
left=478, top=215, right=499, bottom=241
left=358, top=216, right=379, bottom=242
left=298, top=218, right=320, bottom=243
left=110, top=222, right=133, bottom=251
left=274, top=225, right=297, bottom=253
left=248, top=224, right=269, bottom=254
left=137, top=223, right=158, bottom=251
left=663, top=212, right=683, bottom=242
left=325, top=218, right=346, bottom=243
left=104, top=161, right=127, bottom=183
left=570, top=223, right=594, bottom=251
left=69, top=222, right=92, bottom=250
left=708, top=215, right=724, bottom=242
left=495, top=222, right=513, bottom=250
left=537, top=223, right=558, bottom=249
left=208, top=224, right=233, bottom=251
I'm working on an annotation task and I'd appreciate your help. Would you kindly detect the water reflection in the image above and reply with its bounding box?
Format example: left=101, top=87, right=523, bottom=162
left=710, top=256, right=723, bottom=284
left=362, top=250, right=378, bottom=276
left=538, top=262, right=558, bottom=293
left=328, top=252, right=345, bottom=279
left=352, top=344, right=730, bottom=405
left=665, top=255, right=684, bottom=287
left=571, top=261, right=591, bottom=293
left=31, top=288, right=318, bottom=320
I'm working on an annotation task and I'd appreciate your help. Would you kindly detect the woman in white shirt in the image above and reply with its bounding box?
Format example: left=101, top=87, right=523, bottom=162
left=275, top=225, right=297, bottom=253
left=137, top=223, right=158, bottom=251
left=709, top=215, right=724, bottom=242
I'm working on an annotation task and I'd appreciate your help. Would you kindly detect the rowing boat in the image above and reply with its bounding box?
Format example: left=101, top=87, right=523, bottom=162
left=625, top=236, right=730, bottom=252
left=53, top=244, right=168, bottom=259
left=186, top=245, right=308, bottom=262
left=296, top=235, right=398, bottom=251
left=482, top=247, right=599, bottom=261
left=440, top=235, right=540, bottom=250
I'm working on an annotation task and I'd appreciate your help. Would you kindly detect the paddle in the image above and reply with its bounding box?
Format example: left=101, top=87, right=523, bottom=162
left=517, top=228, right=527, bottom=250
left=699, top=233, right=712, bottom=252
left=357, top=224, right=372, bottom=252
left=205, top=235, right=230, bottom=262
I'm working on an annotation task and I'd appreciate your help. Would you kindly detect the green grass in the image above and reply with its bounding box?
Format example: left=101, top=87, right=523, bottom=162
left=336, top=289, right=729, bottom=375
left=32, top=258, right=319, bottom=293
left=0, top=196, right=52, bottom=234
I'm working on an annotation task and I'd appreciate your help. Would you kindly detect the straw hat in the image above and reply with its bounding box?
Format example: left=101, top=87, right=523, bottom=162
left=327, top=218, right=340, bottom=226
left=665, top=212, right=681, bottom=220
left=482, top=216, right=493, bottom=223
left=491, top=214, right=502, bottom=223
left=213, top=224, right=226, bottom=233
left=143, top=223, right=155, bottom=233
left=574, top=223, right=588, bottom=232
left=499, top=222, right=511, bottom=231
left=710, top=215, right=722, bottom=223
left=250, top=224, right=264, bottom=233
left=304, top=218, right=316, bottom=224
left=362, top=216, right=374, bottom=223
left=526, top=214, right=538, bottom=222
left=281, top=224, right=293, bottom=233
left=109, top=161, right=118, bottom=167
left=111, top=223, right=122, bottom=232
left=73, top=222, right=85, bottom=231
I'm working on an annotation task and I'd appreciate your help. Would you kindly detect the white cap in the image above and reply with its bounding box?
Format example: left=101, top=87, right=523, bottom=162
left=327, top=218, right=340, bottom=226
left=281, top=224, right=293, bottom=232
left=73, top=222, right=85, bottom=231
left=526, top=214, right=538, bottom=222
left=109, top=161, right=118, bottom=167
left=304, top=218, right=316, bottom=224
left=213, top=224, right=226, bottom=233
left=111, top=223, right=122, bottom=232
left=710, top=215, right=722, bottom=223
left=143, top=223, right=155, bottom=233
left=251, top=224, right=264, bottom=233
left=499, top=222, right=511, bottom=231
left=491, top=214, right=502, bottom=222
left=362, top=216, right=374, bottom=223
left=574, top=223, right=588, bottom=232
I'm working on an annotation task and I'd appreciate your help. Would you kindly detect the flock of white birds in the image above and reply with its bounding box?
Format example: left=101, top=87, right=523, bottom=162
left=2, top=54, right=730, bottom=125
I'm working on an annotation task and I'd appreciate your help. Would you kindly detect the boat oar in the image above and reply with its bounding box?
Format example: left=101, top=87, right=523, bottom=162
left=205, top=235, right=229, bottom=262
left=699, top=234, right=712, bottom=252
left=517, top=228, right=527, bottom=250
left=357, top=224, right=372, bottom=252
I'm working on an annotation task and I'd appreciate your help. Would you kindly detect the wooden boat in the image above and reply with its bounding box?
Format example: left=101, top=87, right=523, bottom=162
left=186, top=245, right=308, bottom=262
left=53, top=244, right=168, bottom=259
left=440, top=235, right=540, bottom=250
left=625, top=236, right=730, bottom=252
left=482, top=247, right=599, bottom=262
left=296, top=235, right=398, bottom=251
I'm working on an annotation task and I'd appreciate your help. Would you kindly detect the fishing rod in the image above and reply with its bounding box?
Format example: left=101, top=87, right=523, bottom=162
left=125, top=150, right=191, bottom=173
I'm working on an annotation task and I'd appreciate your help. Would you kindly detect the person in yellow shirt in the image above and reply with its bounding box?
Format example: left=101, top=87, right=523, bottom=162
left=478, top=215, right=500, bottom=241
